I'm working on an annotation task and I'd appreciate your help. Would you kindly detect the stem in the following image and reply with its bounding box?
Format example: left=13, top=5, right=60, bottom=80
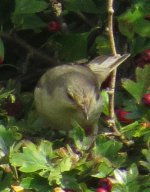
left=107, top=0, right=117, bottom=128
left=106, top=0, right=133, bottom=145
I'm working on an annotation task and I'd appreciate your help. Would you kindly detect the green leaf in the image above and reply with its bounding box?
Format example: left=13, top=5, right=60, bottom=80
left=61, top=173, right=78, bottom=190
left=122, top=65, right=150, bottom=103
left=135, top=19, right=150, bottom=37
left=120, top=121, right=140, bottom=139
left=92, top=161, right=114, bottom=178
left=10, top=141, right=54, bottom=172
left=118, top=1, right=150, bottom=39
left=114, top=164, right=139, bottom=192
left=64, top=0, right=99, bottom=14
left=0, top=38, right=4, bottom=62
left=101, top=90, right=109, bottom=115
left=114, top=169, right=127, bottom=184
left=20, top=176, right=50, bottom=192
left=71, top=122, right=90, bottom=151
left=48, top=168, right=62, bottom=185
left=0, top=173, right=12, bottom=191
left=12, top=14, right=46, bottom=32
left=140, top=149, right=150, bottom=171
left=95, top=36, right=111, bottom=55
left=130, top=36, right=150, bottom=55
left=0, top=89, right=13, bottom=100
left=14, top=0, right=48, bottom=14
left=0, top=125, right=17, bottom=156
left=127, top=164, right=139, bottom=182
left=58, top=157, right=72, bottom=172
left=95, top=136, right=123, bottom=165
left=54, top=32, right=89, bottom=62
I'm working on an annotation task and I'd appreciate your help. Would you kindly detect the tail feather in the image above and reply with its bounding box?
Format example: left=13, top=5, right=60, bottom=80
left=87, top=54, right=130, bottom=85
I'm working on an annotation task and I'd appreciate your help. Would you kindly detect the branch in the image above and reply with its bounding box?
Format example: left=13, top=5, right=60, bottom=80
left=107, top=0, right=117, bottom=128
left=0, top=31, right=56, bottom=65
left=106, top=0, right=133, bottom=146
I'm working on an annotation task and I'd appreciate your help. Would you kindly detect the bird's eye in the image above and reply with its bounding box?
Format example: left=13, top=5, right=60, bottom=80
left=67, top=92, right=74, bottom=102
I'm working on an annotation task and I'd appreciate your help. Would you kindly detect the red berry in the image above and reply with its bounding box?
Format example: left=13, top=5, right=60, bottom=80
left=96, top=187, right=108, bottom=192
left=0, top=57, right=3, bottom=64
left=98, top=178, right=112, bottom=192
left=115, top=109, right=133, bottom=123
left=48, top=21, right=60, bottom=32
left=144, top=13, right=150, bottom=21
left=142, top=93, right=150, bottom=106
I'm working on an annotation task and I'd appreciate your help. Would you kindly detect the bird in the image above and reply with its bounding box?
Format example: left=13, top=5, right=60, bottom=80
left=34, top=54, right=130, bottom=136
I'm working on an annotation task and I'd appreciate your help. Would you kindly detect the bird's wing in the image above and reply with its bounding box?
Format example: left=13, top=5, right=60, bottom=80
left=87, top=54, right=130, bottom=85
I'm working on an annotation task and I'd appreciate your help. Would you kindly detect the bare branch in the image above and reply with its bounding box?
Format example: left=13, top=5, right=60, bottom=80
left=0, top=31, right=56, bottom=65
left=106, top=0, right=133, bottom=146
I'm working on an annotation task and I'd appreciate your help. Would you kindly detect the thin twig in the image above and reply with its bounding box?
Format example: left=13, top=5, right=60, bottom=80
left=107, top=0, right=117, bottom=129
left=106, top=0, right=133, bottom=146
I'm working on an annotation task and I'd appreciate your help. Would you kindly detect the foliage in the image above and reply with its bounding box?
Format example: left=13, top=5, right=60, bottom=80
left=0, top=0, right=150, bottom=191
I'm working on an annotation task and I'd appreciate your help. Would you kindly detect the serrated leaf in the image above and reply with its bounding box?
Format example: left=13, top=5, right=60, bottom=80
left=10, top=141, right=53, bottom=172
left=92, top=162, right=114, bottom=178
left=95, top=136, right=123, bottom=164
left=59, top=157, right=72, bottom=172
left=118, top=1, right=150, bottom=39
left=0, top=125, right=17, bottom=155
left=71, top=122, right=90, bottom=151
left=14, top=0, right=48, bottom=14
left=122, top=66, right=150, bottom=103
left=20, top=177, right=50, bottom=191
left=0, top=38, right=4, bottom=61
left=95, top=136, right=122, bottom=156
left=48, top=168, right=62, bottom=185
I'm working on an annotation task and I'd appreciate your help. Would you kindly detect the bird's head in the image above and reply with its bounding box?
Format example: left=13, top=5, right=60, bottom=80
left=66, top=74, right=102, bottom=121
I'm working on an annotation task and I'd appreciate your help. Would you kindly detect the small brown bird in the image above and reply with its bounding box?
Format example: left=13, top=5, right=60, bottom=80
left=34, top=54, right=129, bottom=135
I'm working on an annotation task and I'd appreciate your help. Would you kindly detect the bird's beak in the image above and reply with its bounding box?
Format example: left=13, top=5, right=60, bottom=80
left=83, top=106, right=89, bottom=120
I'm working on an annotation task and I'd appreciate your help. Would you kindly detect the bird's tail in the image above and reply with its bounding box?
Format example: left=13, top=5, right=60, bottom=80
left=87, top=54, right=130, bottom=84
